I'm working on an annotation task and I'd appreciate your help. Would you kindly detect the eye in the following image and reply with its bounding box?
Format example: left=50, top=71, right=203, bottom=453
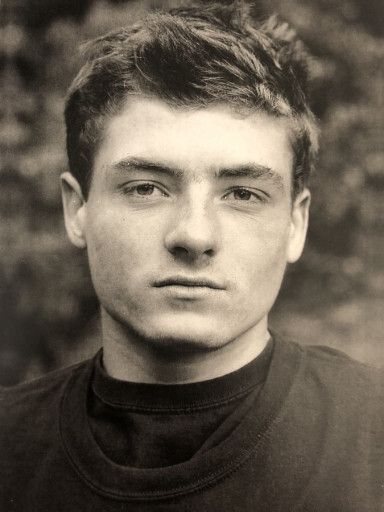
left=231, top=188, right=253, bottom=201
left=135, top=183, right=156, bottom=195
left=121, top=182, right=168, bottom=198
left=223, top=187, right=265, bottom=203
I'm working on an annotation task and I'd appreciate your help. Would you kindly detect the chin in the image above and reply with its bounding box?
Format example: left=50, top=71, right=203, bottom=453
left=144, top=327, right=230, bottom=354
left=132, top=315, right=232, bottom=354
left=105, top=305, right=240, bottom=353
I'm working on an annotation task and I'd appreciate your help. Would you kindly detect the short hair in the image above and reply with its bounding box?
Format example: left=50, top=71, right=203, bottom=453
left=65, top=1, right=318, bottom=198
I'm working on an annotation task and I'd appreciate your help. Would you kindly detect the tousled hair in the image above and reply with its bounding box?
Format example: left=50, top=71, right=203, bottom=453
left=65, top=2, right=318, bottom=198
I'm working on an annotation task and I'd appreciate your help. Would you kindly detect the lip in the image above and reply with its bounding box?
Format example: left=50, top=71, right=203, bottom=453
left=153, top=276, right=225, bottom=290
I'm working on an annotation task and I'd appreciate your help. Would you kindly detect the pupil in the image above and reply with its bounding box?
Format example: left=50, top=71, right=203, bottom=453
left=137, top=184, right=154, bottom=195
left=235, top=189, right=251, bottom=200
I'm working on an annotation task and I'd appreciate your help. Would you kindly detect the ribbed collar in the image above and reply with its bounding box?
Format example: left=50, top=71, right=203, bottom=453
left=92, top=338, right=274, bottom=412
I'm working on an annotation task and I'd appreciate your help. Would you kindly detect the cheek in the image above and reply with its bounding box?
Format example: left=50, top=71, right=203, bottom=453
left=85, top=216, right=148, bottom=316
left=226, top=215, right=290, bottom=288
left=85, top=209, right=144, bottom=282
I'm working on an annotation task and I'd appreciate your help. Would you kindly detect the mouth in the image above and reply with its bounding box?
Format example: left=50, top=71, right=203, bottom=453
left=153, top=276, right=225, bottom=290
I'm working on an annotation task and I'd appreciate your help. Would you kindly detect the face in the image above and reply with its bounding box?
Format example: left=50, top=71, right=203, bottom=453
left=62, top=97, right=309, bottom=351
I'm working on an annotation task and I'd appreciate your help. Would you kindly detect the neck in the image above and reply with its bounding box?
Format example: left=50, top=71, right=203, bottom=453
left=101, top=310, right=270, bottom=384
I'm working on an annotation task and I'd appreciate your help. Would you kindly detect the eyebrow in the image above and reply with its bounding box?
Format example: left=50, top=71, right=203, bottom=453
left=110, top=157, right=184, bottom=178
left=217, top=165, right=284, bottom=189
left=110, top=157, right=284, bottom=189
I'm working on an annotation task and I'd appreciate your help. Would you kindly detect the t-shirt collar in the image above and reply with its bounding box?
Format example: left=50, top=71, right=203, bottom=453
left=92, top=338, right=274, bottom=411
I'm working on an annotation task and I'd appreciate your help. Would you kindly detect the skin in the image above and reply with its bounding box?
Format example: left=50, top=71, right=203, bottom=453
left=62, top=97, right=310, bottom=383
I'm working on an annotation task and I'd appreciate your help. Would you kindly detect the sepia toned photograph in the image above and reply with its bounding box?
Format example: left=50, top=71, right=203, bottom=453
left=1, top=0, right=383, bottom=510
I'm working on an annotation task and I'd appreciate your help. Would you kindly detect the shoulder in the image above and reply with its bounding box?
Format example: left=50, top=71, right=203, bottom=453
left=268, top=338, right=384, bottom=507
left=300, top=342, right=383, bottom=388
left=281, top=338, right=383, bottom=415
left=0, top=358, right=93, bottom=434
left=272, top=337, right=384, bottom=466
left=0, top=358, right=96, bottom=499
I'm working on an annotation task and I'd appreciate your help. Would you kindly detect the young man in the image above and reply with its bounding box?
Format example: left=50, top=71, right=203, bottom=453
left=1, top=3, right=383, bottom=510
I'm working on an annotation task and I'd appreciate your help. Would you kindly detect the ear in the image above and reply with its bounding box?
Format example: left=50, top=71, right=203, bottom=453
left=61, top=172, right=87, bottom=249
left=286, top=188, right=311, bottom=263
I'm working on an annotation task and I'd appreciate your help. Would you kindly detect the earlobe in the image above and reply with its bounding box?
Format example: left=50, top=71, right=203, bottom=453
left=287, top=189, right=311, bottom=263
left=61, top=172, right=87, bottom=249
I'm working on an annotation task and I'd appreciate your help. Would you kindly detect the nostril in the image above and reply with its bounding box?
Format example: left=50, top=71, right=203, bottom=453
left=171, top=246, right=189, bottom=258
left=169, top=244, right=215, bottom=262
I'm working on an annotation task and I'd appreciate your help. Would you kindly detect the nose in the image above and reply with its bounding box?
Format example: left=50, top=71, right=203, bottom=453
left=164, top=195, right=219, bottom=263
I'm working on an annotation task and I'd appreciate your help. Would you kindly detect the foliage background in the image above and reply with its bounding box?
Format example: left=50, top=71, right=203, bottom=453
left=1, top=0, right=383, bottom=385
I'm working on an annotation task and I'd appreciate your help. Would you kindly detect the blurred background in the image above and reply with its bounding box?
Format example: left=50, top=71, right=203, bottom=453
left=0, top=0, right=383, bottom=385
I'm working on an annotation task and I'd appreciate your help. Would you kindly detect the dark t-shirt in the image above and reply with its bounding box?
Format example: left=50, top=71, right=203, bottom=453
left=89, top=339, right=272, bottom=468
left=1, top=335, right=383, bottom=511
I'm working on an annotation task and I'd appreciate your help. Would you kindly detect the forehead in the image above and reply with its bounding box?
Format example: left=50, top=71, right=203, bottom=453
left=94, top=96, right=293, bottom=182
